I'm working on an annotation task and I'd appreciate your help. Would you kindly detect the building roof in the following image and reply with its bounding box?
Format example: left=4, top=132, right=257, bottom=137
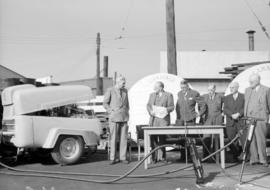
left=0, top=65, right=25, bottom=79
left=160, top=51, right=270, bottom=79
left=60, top=77, right=113, bottom=88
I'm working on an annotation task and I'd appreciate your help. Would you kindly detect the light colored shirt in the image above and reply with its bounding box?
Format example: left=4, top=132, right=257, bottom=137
left=253, top=85, right=260, bottom=92
left=233, top=92, right=238, bottom=100
left=209, top=93, right=215, bottom=100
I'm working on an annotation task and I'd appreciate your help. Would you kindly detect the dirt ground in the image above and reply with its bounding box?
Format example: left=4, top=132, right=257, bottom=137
left=0, top=150, right=269, bottom=190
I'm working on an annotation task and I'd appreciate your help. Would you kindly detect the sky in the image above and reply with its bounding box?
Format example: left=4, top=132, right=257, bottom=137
left=0, top=0, right=270, bottom=87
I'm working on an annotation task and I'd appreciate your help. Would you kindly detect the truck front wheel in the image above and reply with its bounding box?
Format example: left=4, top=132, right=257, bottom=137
left=51, top=136, right=84, bottom=165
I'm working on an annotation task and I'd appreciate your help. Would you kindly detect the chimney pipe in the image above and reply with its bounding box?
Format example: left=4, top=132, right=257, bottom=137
left=103, top=56, right=109, bottom=78
left=246, top=30, right=255, bottom=51
left=96, top=32, right=103, bottom=95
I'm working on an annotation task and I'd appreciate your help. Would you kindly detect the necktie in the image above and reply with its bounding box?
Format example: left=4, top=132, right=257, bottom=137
left=184, top=92, right=187, bottom=100
left=120, top=89, right=123, bottom=97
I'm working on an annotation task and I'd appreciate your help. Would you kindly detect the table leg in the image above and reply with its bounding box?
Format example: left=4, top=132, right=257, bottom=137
left=144, top=131, right=148, bottom=169
left=215, top=134, right=220, bottom=164
left=220, top=131, right=225, bottom=169
left=147, top=133, right=151, bottom=165
left=144, top=132, right=151, bottom=169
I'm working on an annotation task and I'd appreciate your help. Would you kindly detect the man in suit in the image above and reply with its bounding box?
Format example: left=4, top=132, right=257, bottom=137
left=202, top=84, right=223, bottom=126
left=147, top=81, right=174, bottom=163
left=103, top=76, right=130, bottom=165
left=224, top=82, right=245, bottom=160
left=244, top=74, right=270, bottom=167
left=175, top=80, right=206, bottom=126
left=201, top=84, right=224, bottom=159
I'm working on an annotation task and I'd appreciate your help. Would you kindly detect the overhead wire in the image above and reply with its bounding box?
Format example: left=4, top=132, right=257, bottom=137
left=114, top=0, right=133, bottom=40
left=243, top=0, right=270, bottom=40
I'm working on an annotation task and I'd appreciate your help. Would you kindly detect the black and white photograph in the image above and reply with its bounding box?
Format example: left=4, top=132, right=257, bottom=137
left=0, top=0, right=270, bottom=190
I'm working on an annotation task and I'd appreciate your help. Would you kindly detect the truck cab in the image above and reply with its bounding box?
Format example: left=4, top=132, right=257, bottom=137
left=1, top=84, right=101, bottom=165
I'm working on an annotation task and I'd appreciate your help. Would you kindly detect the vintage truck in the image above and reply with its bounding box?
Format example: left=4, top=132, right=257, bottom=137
left=0, top=84, right=101, bottom=165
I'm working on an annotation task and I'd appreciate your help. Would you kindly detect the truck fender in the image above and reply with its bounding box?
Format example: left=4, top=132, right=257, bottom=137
left=42, top=128, right=98, bottom=149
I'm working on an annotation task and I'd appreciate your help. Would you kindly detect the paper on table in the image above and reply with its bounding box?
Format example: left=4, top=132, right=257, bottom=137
left=152, top=105, right=168, bottom=119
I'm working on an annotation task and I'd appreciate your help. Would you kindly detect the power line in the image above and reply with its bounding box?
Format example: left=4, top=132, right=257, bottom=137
left=243, top=0, right=270, bottom=40
left=111, top=25, right=270, bottom=40
left=115, top=0, right=133, bottom=40
left=122, top=0, right=133, bottom=32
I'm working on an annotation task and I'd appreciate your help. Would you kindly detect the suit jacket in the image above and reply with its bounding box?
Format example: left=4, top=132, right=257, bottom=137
left=146, top=91, right=174, bottom=126
left=202, top=93, right=223, bottom=117
left=224, top=93, right=245, bottom=127
left=176, top=89, right=206, bottom=122
left=103, top=87, right=129, bottom=122
left=244, top=85, right=270, bottom=122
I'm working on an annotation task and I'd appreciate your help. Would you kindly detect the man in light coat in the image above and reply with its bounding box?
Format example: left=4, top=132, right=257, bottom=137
left=244, top=74, right=270, bottom=167
left=103, top=76, right=129, bottom=165
left=147, top=81, right=174, bottom=163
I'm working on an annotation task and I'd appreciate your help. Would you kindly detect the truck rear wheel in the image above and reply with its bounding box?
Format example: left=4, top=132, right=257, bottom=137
left=51, top=136, right=84, bottom=165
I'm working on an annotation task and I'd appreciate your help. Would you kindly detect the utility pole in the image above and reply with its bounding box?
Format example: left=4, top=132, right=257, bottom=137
left=166, top=0, right=177, bottom=75
left=96, top=32, right=103, bottom=95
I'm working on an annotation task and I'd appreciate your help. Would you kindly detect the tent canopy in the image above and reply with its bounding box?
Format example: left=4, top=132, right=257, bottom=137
left=128, top=73, right=185, bottom=140
left=225, top=63, right=270, bottom=95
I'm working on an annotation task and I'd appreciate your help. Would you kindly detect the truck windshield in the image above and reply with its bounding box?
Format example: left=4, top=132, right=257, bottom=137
left=25, top=104, right=95, bottom=119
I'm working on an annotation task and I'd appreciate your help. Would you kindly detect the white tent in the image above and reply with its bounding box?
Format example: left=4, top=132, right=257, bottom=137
left=128, top=73, right=184, bottom=140
left=225, top=63, right=270, bottom=95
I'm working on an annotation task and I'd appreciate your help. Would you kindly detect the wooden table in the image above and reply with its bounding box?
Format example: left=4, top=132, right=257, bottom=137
left=143, top=125, right=225, bottom=169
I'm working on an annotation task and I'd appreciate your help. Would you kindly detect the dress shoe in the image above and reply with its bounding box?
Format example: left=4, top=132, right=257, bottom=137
left=120, top=160, right=129, bottom=164
left=249, top=162, right=259, bottom=166
left=110, top=159, right=120, bottom=165
left=237, top=153, right=250, bottom=162
left=237, top=154, right=244, bottom=161
left=258, top=163, right=269, bottom=167
left=159, top=159, right=171, bottom=164
left=151, top=159, right=157, bottom=164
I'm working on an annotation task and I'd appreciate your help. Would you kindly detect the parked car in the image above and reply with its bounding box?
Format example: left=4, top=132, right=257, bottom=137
left=0, top=84, right=101, bottom=165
